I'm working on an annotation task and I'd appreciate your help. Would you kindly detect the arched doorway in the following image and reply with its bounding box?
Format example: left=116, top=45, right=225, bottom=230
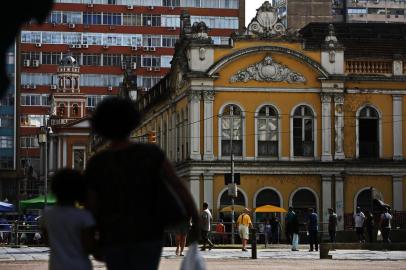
left=255, top=188, right=281, bottom=221
left=219, top=189, right=246, bottom=233
left=355, top=188, right=384, bottom=214
left=291, top=188, right=317, bottom=223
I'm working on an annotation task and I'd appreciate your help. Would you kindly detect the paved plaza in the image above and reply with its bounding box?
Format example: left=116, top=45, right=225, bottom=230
left=0, top=245, right=405, bottom=269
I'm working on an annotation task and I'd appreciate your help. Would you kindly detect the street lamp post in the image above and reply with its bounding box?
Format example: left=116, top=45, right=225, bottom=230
left=38, top=126, right=48, bottom=207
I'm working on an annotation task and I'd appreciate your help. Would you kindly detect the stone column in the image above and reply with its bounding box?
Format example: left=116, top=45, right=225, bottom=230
left=57, top=136, right=62, bottom=169
left=335, top=174, right=344, bottom=231
left=203, top=173, right=214, bottom=210
left=62, top=137, right=67, bottom=167
left=393, top=176, right=404, bottom=211
left=321, top=94, right=332, bottom=161
left=48, top=136, right=54, bottom=173
left=189, top=174, right=200, bottom=209
left=322, top=175, right=332, bottom=233
left=203, top=90, right=215, bottom=160
left=393, top=95, right=403, bottom=160
left=334, top=94, right=345, bottom=160
left=188, top=91, right=201, bottom=160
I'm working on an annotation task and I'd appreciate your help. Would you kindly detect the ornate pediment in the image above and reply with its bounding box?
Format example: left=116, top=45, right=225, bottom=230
left=245, top=1, right=286, bottom=38
left=230, top=56, right=306, bottom=83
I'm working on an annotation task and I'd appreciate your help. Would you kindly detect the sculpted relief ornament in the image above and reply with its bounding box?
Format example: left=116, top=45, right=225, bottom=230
left=230, top=56, right=306, bottom=83
left=245, top=1, right=286, bottom=38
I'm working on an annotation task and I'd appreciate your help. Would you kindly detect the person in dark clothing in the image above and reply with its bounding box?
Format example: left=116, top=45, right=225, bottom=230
left=306, top=208, right=318, bottom=252
left=284, top=207, right=295, bottom=244
left=328, top=208, right=337, bottom=243
left=290, top=212, right=300, bottom=251
left=85, top=97, right=200, bottom=270
left=364, top=210, right=374, bottom=243
left=270, top=215, right=281, bottom=244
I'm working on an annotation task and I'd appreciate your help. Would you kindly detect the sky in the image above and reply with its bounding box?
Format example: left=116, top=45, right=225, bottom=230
left=245, top=0, right=266, bottom=26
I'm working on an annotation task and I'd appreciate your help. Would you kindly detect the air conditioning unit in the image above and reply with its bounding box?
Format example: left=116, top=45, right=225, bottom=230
left=143, top=47, right=149, bottom=51
left=23, top=59, right=31, bottom=67
left=31, top=60, right=40, bottom=67
left=82, top=44, right=89, bottom=48
left=131, top=62, right=137, bottom=70
left=69, top=44, right=76, bottom=49
left=69, top=23, right=76, bottom=29
left=103, top=45, right=109, bottom=49
left=87, top=3, right=94, bottom=8
left=35, top=43, right=42, bottom=48
left=75, top=44, right=82, bottom=48
left=169, top=26, right=177, bottom=31
left=127, top=5, right=134, bottom=9
left=148, top=6, right=154, bottom=10
left=149, top=47, right=156, bottom=52
left=50, top=84, right=57, bottom=90
left=108, top=86, right=113, bottom=91
left=154, top=67, right=160, bottom=71
left=131, top=46, right=138, bottom=51
left=146, top=67, right=153, bottom=71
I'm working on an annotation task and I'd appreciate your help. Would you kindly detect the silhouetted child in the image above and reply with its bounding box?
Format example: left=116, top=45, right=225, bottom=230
left=41, top=168, right=96, bottom=270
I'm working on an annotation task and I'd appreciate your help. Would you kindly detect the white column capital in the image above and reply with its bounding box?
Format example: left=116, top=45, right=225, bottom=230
left=202, top=90, right=215, bottom=101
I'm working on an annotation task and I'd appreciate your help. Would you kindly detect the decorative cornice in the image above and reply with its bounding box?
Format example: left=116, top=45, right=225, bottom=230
left=230, top=56, right=306, bottom=83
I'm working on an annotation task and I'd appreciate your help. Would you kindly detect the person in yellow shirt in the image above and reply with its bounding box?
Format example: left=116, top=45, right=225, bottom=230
left=236, top=208, right=253, bottom=251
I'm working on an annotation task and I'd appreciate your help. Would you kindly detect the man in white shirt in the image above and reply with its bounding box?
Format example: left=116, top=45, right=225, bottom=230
left=353, top=206, right=365, bottom=243
left=200, top=202, right=214, bottom=251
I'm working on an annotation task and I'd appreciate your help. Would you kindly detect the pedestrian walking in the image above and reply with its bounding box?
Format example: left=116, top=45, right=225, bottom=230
left=285, top=207, right=295, bottom=244
left=200, top=202, right=214, bottom=251
left=85, top=97, right=200, bottom=270
left=175, top=217, right=191, bottom=256
left=328, top=208, right=337, bottom=243
left=236, top=208, right=253, bottom=252
left=291, top=211, right=300, bottom=251
left=306, top=208, right=319, bottom=252
left=41, top=169, right=96, bottom=270
left=379, top=207, right=392, bottom=243
left=354, top=206, right=366, bottom=243
left=364, top=210, right=374, bottom=243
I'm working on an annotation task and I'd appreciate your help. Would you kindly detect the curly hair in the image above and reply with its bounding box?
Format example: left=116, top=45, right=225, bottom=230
left=90, top=97, right=141, bottom=140
left=51, top=168, right=86, bottom=204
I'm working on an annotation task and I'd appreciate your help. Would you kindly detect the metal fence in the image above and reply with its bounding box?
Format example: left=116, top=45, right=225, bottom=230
left=344, top=211, right=406, bottom=230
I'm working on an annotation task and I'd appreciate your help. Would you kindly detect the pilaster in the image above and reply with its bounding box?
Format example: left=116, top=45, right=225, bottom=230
left=189, top=174, right=201, bottom=209
left=203, top=90, right=215, bottom=160
left=393, top=95, right=403, bottom=160
left=322, top=175, right=332, bottom=233
left=393, top=175, right=404, bottom=211
left=188, top=91, right=202, bottom=160
left=335, top=174, right=344, bottom=231
left=334, top=94, right=345, bottom=160
left=203, top=173, right=214, bottom=210
left=321, top=94, right=332, bottom=161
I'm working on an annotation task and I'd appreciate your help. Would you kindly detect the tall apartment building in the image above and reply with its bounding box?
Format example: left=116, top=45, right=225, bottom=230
left=17, top=0, right=244, bottom=197
left=276, top=0, right=406, bottom=30
left=0, top=43, right=18, bottom=202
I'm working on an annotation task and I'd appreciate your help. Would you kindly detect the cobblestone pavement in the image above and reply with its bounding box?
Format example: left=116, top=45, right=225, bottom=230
left=0, top=246, right=405, bottom=270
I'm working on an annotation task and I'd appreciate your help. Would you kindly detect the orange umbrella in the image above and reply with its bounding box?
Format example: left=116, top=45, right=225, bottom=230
left=219, top=205, right=246, bottom=212
left=254, top=204, right=287, bottom=213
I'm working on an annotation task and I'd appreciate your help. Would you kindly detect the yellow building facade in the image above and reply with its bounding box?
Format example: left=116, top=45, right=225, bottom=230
left=134, top=3, right=406, bottom=231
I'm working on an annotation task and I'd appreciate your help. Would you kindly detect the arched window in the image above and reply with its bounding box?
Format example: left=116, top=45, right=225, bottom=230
left=219, top=189, right=246, bottom=209
left=72, top=104, right=79, bottom=117
left=58, top=104, right=65, bottom=116
left=291, top=189, right=317, bottom=223
left=255, top=188, right=281, bottom=220
left=293, top=105, right=314, bottom=157
left=257, top=105, right=278, bottom=157
left=358, top=106, right=379, bottom=159
left=221, top=104, right=243, bottom=156
left=73, top=78, right=78, bottom=89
